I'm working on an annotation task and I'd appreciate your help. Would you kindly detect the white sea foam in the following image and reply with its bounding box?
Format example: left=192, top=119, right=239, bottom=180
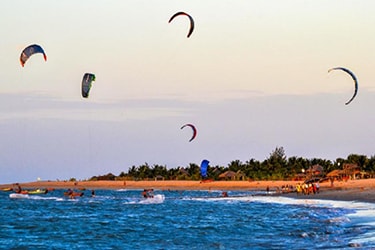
left=189, top=196, right=253, bottom=202
left=124, top=194, right=165, bottom=205
left=9, top=193, right=29, bottom=199
left=116, top=188, right=144, bottom=192
left=189, top=194, right=375, bottom=246
left=116, top=189, right=128, bottom=192
left=248, top=195, right=375, bottom=247
left=139, top=194, right=165, bottom=204
left=250, top=195, right=375, bottom=211
left=9, top=193, right=64, bottom=201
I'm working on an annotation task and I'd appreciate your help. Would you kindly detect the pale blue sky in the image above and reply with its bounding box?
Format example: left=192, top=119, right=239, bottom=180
left=1, top=1, right=375, bottom=183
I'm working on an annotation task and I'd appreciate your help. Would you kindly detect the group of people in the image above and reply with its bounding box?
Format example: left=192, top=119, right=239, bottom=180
left=266, top=182, right=321, bottom=196
left=295, top=182, right=320, bottom=195
left=269, top=185, right=295, bottom=194
left=64, top=189, right=95, bottom=198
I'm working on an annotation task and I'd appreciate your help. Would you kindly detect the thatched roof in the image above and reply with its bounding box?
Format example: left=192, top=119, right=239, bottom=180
left=179, top=168, right=190, bottom=176
left=154, top=175, right=164, bottom=181
left=343, top=163, right=359, bottom=170
left=326, top=169, right=345, bottom=177
left=306, top=164, right=323, bottom=174
left=219, top=171, right=237, bottom=179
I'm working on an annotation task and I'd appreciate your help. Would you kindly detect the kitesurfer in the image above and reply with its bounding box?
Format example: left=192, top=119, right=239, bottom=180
left=142, top=190, right=147, bottom=198
left=15, top=184, right=22, bottom=194
left=142, top=189, right=154, bottom=198
left=66, top=188, right=74, bottom=199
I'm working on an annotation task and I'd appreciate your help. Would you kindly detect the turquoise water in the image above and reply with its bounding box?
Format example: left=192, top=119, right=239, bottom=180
left=1, top=189, right=374, bottom=249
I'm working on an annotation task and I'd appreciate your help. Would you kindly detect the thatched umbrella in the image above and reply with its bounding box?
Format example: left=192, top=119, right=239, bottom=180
left=326, top=169, right=344, bottom=178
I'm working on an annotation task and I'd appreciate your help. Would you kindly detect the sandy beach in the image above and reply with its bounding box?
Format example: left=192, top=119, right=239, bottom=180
left=1, top=178, right=374, bottom=203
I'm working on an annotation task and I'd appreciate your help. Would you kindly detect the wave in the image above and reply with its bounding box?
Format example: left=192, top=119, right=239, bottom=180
left=9, top=193, right=64, bottom=201
left=123, top=194, right=165, bottom=205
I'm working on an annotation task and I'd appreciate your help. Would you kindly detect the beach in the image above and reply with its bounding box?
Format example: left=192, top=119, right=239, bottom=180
left=1, top=178, right=374, bottom=203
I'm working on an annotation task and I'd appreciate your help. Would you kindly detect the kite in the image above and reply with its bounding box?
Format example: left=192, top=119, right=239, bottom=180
left=82, top=73, right=96, bottom=98
left=168, top=12, right=195, bottom=38
left=328, top=67, right=358, bottom=105
left=180, top=123, right=197, bottom=142
left=200, top=159, right=209, bottom=178
left=20, top=44, right=47, bottom=67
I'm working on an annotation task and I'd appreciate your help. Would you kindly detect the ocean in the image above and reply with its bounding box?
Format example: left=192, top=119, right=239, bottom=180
left=1, top=189, right=374, bottom=249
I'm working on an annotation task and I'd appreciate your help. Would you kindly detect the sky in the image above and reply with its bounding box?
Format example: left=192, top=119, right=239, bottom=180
left=1, top=1, right=375, bottom=183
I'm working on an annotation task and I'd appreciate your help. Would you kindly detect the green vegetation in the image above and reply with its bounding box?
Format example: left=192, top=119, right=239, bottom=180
left=89, top=147, right=375, bottom=181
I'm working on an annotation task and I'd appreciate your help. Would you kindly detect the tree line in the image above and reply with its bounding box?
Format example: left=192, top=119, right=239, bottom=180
left=89, top=147, right=375, bottom=181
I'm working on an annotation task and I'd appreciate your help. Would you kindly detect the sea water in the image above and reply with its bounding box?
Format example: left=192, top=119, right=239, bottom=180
left=0, top=189, right=374, bottom=249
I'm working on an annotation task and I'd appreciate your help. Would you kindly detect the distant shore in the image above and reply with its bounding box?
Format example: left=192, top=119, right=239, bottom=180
left=1, top=179, right=374, bottom=203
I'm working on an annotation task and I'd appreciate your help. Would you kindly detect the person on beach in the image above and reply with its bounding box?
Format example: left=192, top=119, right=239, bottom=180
left=330, top=177, right=334, bottom=187
left=308, top=183, right=313, bottom=195
left=295, top=184, right=301, bottom=195
left=312, top=183, right=317, bottom=194
left=304, top=183, right=309, bottom=195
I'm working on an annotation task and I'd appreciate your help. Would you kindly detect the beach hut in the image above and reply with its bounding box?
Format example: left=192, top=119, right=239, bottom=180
left=177, top=168, right=190, bottom=180
left=219, top=171, right=237, bottom=180
left=306, top=164, right=324, bottom=178
left=235, top=170, right=247, bottom=181
left=359, top=171, right=371, bottom=179
left=154, top=175, right=164, bottom=181
left=218, top=171, right=246, bottom=180
left=343, top=163, right=361, bottom=179
left=293, top=173, right=306, bottom=181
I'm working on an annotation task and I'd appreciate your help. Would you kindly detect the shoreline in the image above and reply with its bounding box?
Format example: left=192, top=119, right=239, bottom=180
left=1, top=179, right=374, bottom=203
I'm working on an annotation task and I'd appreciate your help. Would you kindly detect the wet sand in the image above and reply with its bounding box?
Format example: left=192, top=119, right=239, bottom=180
left=1, top=179, right=374, bottom=203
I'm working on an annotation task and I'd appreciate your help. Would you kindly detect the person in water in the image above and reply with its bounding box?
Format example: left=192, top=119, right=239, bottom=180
left=142, top=190, right=148, bottom=198
left=66, top=189, right=73, bottom=195
left=15, top=184, right=22, bottom=194
left=66, top=189, right=75, bottom=199
left=142, top=189, right=154, bottom=198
